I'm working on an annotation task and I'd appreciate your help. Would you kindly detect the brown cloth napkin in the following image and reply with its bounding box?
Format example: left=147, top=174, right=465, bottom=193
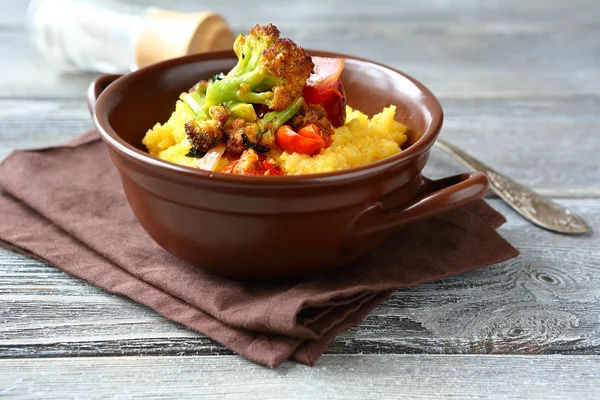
left=0, top=130, right=518, bottom=368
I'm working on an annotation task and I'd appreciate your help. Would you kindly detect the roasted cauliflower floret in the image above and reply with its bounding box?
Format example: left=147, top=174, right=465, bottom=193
left=290, top=104, right=334, bottom=142
left=209, top=105, right=231, bottom=126
left=205, top=24, right=313, bottom=111
left=226, top=118, right=259, bottom=157
left=185, top=120, right=224, bottom=153
left=230, top=149, right=261, bottom=175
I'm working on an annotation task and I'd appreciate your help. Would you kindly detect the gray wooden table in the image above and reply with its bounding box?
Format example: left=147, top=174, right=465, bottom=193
left=1, top=0, right=599, bottom=398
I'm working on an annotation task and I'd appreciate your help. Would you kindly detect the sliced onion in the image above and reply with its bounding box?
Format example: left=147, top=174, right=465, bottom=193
left=196, top=144, right=227, bottom=171
left=307, top=57, right=345, bottom=87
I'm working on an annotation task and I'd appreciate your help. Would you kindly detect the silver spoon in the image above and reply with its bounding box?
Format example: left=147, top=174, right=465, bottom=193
left=434, top=140, right=591, bottom=234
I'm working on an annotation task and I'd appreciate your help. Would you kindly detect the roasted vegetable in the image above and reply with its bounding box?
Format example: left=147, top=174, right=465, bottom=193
left=205, top=24, right=314, bottom=111
left=185, top=119, right=223, bottom=154
left=181, top=25, right=336, bottom=163
left=222, top=149, right=283, bottom=176
left=182, top=80, right=211, bottom=120
left=290, top=103, right=334, bottom=146
left=225, top=96, right=304, bottom=156
left=276, top=123, right=326, bottom=155
left=182, top=83, right=230, bottom=155
left=302, top=57, right=346, bottom=127
left=228, top=102, right=257, bottom=122
left=196, top=144, right=227, bottom=171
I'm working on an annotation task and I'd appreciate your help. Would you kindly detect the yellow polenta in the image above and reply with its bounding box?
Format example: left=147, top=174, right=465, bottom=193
left=278, top=106, right=407, bottom=174
left=142, top=102, right=407, bottom=175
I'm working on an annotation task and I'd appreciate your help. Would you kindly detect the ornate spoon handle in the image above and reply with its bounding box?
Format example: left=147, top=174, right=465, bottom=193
left=434, top=140, right=590, bottom=234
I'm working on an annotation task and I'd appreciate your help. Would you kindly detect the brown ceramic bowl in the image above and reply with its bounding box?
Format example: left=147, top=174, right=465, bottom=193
left=88, top=50, right=489, bottom=281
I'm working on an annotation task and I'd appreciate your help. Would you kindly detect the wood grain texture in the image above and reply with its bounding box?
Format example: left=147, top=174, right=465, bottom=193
left=1, top=355, right=600, bottom=400
left=1, top=199, right=598, bottom=359
left=2, top=0, right=599, bottom=98
left=1, top=0, right=600, bottom=395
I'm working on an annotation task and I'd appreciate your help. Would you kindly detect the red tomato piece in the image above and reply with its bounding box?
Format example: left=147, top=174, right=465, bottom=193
left=222, top=160, right=239, bottom=174
left=276, top=124, right=325, bottom=155
left=303, top=57, right=346, bottom=127
left=222, top=157, right=283, bottom=176
left=262, top=161, right=283, bottom=176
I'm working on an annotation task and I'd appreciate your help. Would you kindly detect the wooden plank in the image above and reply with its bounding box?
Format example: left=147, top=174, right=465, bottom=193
left=1, top=97, right=599, bottom=196
left=1, top=354, right=600, bottom=399
left=2, top=0, right=600, bottom=98
left=0, top=98, right=94, bottom=160
left=1, top=199, right=598, bottom=358
left=427, top=96, right=600, bottom=195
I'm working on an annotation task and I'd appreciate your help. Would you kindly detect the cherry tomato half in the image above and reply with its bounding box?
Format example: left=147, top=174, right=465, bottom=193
left=275, top=124, right=325, bottom=155
left=222, top=160, right=239, bottom=174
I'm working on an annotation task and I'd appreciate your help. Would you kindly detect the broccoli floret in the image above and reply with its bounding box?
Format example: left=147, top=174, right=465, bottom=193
left=257, top=96, right=305, bottom=134
left=226, top=96, right=304, bottom=156
left=181, top=80, right=210, bottom=120
left=205, top=24, right=314, bottom=111
left=182, top=81, right=225, bottom=155
left=181, top=25, right=310, bottom=157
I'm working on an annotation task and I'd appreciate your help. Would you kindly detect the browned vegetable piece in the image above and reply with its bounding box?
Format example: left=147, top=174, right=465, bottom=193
left=185, top=120, right=224, bottom=153
left=231, top=149, right=261, bottom=175
left=209, top=105, right=231, bottom=126
left=205, top=24, right=314, bottom=111
left=290, top=104, right=334, bottom=143
left=225, top=118, right=260, bottom=157
left=261, top=37, right=314, bottom=111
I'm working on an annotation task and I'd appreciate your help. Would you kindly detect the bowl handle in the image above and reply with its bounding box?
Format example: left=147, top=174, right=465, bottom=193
left=343, top=171, right=489, bottom=250
left=87, top=74, right=122, bottom=116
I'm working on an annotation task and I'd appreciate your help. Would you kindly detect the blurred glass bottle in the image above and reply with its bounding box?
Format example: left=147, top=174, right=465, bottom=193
left=26, top=0, right=234, bottom=73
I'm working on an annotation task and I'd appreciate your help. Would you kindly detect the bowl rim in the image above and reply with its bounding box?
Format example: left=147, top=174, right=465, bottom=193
left=93, top=49, right=444, bottom=185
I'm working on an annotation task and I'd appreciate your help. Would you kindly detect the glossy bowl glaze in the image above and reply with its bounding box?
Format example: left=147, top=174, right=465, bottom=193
left=89, top=50, right=489, bottom=280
